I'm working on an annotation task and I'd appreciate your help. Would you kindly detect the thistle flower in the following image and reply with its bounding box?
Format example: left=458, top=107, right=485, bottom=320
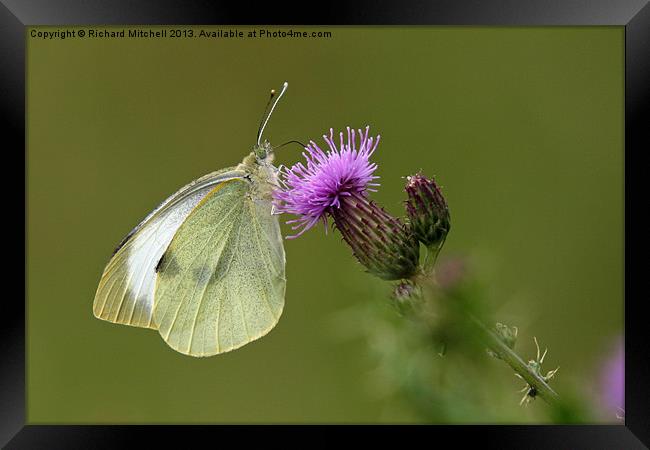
left=434, top=256, right=467, bottom=291
left=274, top=126, right=380, bottom=236
left=599, top=338, right=624, bottom=419
left=274, top=126, right=419, bottom=280
left=405, top=173, right=450, bottom=248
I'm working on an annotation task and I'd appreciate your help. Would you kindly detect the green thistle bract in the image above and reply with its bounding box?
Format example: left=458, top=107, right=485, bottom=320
left=332, top=192, right=419, bottom=280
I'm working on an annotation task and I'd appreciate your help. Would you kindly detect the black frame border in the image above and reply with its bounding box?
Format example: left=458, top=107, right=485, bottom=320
left=5, top=1, right=649, bottom=447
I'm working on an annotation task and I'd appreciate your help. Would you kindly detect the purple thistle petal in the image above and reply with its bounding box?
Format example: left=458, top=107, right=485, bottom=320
left=273, top=126, right=381, bottom=238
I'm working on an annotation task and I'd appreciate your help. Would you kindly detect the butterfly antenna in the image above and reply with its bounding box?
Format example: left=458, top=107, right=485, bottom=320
left=274, top=139, right=307, bottom=150
left=257, top=81, right=288, bottom=147
left=256, top=90, right=276, bottom=143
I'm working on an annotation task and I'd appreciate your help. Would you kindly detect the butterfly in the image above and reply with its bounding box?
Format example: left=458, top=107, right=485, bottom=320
left=93, top=82, right=289, bottom=357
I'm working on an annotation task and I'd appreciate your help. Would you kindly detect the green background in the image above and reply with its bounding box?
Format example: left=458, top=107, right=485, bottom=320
left=27, top=26, right=623, bottom=423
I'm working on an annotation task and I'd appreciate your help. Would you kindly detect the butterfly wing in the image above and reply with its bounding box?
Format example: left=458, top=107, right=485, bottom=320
left=93, top=168, right=245, bottom=329
left=153, top=178, right=286, bottom=357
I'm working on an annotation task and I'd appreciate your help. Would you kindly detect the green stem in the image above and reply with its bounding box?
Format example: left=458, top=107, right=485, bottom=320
left=470, top=315, right=560, bottom=406
left=415, top=245, right=560, bottom=407
left=422, top=239, right=445, bottom=274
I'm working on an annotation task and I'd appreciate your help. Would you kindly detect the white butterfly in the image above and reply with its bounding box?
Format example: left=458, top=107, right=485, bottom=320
left=93, top=82, right=289, bottom=357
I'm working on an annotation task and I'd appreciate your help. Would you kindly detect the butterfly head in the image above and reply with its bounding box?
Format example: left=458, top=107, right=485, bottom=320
left=253, top=140, right=275, bottom=164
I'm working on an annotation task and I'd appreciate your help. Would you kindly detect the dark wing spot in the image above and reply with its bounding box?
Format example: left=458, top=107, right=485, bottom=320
left=155, top=252, right=166, bottom=273
left=157, top=252, right=181, bottom=277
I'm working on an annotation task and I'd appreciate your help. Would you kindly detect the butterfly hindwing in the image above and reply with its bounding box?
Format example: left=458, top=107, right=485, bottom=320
left=153, top=178, right=286, bottom=357
left=93, top=168, right=245, bottom=329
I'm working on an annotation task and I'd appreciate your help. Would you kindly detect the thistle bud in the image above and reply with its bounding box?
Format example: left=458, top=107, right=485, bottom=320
left=332, top=192, right=420, bottom=280
left=487, top=323, right=519, bottom=359
left=390, top=280, right=422, bottom=315
left=405, top=173, right=450, bottom=248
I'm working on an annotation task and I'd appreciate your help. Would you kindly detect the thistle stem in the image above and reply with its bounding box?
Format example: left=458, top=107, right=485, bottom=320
left=414, top=245, right=561, bottom=407
left=469, top=315, right=561, bottom=406
left=421, top=239, right=445, bottom=275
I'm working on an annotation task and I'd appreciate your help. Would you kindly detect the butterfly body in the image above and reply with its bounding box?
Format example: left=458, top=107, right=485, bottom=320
left=238, top=142, right=280, bottom=202
left=93, top=83, right=289, bottom=357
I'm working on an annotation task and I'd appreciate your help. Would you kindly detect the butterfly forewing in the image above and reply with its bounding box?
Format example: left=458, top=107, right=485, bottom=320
left=153, top=178, right=286, bottom=357
left=93, top=168, right=245, bottom=329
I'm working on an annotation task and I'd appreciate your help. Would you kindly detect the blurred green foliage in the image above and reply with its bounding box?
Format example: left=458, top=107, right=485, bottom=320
left=27, top=26, right=623, bottom=423
left=336, top=255, right=594, bottom=423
